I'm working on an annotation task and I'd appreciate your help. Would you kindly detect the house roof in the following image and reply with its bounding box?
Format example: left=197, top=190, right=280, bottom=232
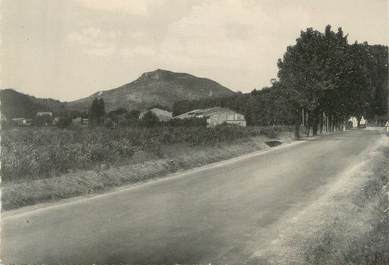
left=175, top=107, right=242, bottom=119
left=139, top=108, right=173, bottom=121
left=36, top=112, right=53, bottom=116
left=140, top=108, right=172, bottom=117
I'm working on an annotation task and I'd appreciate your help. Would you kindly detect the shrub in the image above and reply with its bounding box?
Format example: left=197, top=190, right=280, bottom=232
left=55, top=116, right=72, bottom=128
left=140, top=111, right=160, bottom=127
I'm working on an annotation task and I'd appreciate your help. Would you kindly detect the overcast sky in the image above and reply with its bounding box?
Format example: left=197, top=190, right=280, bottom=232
left=2, top=0, right=389, bottom=101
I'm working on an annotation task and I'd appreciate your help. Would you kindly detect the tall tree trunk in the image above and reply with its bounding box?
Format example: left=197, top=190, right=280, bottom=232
left=319, top=112, right=324, bottom=134
left=312, top=119, right=318, bottom=136
left=330, top=115, right=334, bottom=132
left=294, top=122, right=300, bottom=139
left=312, top=109, right=319, bottom=136
left=305, top=111, right=310, bottom=136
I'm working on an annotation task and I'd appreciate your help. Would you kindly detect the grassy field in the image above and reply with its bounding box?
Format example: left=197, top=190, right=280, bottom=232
left=1, top=126, right=266, bottom=182
left=1, top=126, right=293, bottom=210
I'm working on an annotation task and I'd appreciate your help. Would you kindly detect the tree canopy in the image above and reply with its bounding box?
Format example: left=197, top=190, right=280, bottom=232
left=277, top=25, right=387, bottom=134
left=173, top=25, right=388, bottom=136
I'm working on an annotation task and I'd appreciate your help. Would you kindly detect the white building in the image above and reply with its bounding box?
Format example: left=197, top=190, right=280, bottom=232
left=175, top=107, right=246, bottom=127
left=348, top=116, right=367, bottom=128
left=36, top=111, right=53, bottom=117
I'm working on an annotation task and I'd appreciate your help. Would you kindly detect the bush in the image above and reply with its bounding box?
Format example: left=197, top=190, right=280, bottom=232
left=165, top=117, right=207, bottom=127
left=140, top=111, right=160, bottom=127
left=55, top=116, right=72, bottom=128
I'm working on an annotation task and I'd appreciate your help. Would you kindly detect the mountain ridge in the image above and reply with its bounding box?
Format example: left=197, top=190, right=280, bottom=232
left=1, top=69, right=236, bottom=118
left=66, top=69, right=235, bottom=112
left=0, top=88, right=67, bottom=119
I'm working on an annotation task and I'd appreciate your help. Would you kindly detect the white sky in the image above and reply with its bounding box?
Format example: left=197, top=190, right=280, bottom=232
left=2, top=0, right=389, bottom=101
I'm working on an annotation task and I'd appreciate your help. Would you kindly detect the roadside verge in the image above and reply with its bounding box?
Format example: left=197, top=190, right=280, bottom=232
left=249, top=132, right=389, bottom=265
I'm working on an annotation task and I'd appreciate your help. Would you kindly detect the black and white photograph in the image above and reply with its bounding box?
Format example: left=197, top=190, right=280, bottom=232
left=1, top=0, right=389, bottom=264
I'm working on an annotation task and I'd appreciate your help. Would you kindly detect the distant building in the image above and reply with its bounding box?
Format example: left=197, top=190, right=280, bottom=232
left=72, top=117, right=89, bottom=126
left=1, top=113, right=7, bottom=122
left=360, top=116, right=367, bottom=128
left=175, top=107, right=246, bottom=127
left=348, top=116, right=367, bottom=128
left=36, top=111, right=53, bottom=117
left=53, top=117, right=60, bottom=125
left=139, top=108, right=173, bottom=122
left=348, top=117, right=358, bottom=128
left=11, top=118, right=32, bottom=126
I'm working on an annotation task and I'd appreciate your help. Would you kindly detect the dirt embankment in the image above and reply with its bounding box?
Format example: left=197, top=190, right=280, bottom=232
left=249, top=133, right=389, bottom=265
left=2, top=131, right=294, bottom=211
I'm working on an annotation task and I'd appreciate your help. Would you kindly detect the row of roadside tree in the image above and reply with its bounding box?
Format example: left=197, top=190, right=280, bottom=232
left=173, top=25, right=388, bottom=138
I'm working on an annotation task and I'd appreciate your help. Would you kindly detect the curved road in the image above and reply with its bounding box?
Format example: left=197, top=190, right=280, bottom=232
left=1, top=130, right=380, bottom=264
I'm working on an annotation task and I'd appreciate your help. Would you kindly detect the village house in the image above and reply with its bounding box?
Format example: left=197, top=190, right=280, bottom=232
left=348, top=116, right=367, bottom=128
left=35, top=111, right=53, bottom=126
left=175, top=107, right=246, bottom=127
left=139, top=108, right=173, bottom=122
left=72, top=117, right=89, bottom=126
left=11, top=118, right=32, bottom=126
left=36, top=111, right=53, bottom=117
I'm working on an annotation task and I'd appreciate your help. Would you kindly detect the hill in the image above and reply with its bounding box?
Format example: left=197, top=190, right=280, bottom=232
left=0, top=89, right=66, bottom=119
left=0, top=69, right=236, bottom=116
left=67, top=69, right=235, bottom=112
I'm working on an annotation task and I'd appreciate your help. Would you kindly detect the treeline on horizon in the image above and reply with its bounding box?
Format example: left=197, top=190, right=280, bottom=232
left=173, top=25, right=388, bottom=137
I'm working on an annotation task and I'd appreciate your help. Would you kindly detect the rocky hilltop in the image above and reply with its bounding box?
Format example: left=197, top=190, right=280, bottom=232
left=67, top=69, right=235, bottom=112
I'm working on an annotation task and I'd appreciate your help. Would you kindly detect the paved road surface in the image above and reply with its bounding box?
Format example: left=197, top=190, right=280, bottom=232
left=1, top=130, right=381, bottom=264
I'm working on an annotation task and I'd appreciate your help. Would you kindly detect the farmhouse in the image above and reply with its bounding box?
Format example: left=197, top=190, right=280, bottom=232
left=11, top=118, right=32, bottom=126
left=139, top=108, right=173, bottom=122
left=72, top=117, right=89, bottom=126
left=175, top=107, right=246, bottom=127
left=36, top=111, right=53, bottom=117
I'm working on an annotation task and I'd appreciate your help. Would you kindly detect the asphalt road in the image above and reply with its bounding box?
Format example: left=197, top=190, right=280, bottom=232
left=1, top=130, right=381, bottom=264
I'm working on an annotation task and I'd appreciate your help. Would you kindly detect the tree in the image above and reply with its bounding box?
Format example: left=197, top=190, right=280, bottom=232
left=170, top=29, right=388, bottom=134
left=55, top=116, right=72, bottom=128
left=277, top=25, right=389, bottom=135
left=89, top=98, right=105, bottom=126
left=364, top=45, right=388, bottom=119
left=33, top=115, right=53, bottom=126
left=141, top=111, right=159, bottom=127
left=277, top=25, right=351, bottom=136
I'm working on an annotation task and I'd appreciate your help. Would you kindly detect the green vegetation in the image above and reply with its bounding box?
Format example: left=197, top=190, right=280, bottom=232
left=173, top=25, right=388, bottom=137
left=1, top=126, right=264, bottom=183
left=89, top=98, right=106, bottom=126
left=140, top=111, right=160, bottom=127
left=2, top=135, right=275, bottom=210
